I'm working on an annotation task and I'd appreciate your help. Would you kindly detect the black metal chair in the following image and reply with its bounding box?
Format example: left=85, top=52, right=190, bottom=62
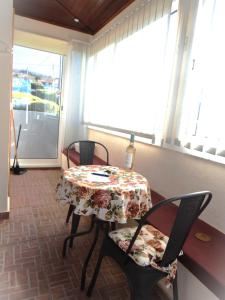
left=65, top=140, right=109, bottom=223
left=63, top=140, right=109, bottom=256
left=86, top=191, right=212, bottom=300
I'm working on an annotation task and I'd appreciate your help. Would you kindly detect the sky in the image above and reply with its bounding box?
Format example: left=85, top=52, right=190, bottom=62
left=13, top=45, right=62, bottom=77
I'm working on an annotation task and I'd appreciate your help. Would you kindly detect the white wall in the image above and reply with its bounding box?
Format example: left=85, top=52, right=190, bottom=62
left=88, top=128, right=223, bottom=300
left=177, top=263, right=218, bottom=300
left=14, top=15, right=91, bottom=44
left=0, top=0, right=13, bottom=213
left=159, top=262, right=218, bottom=300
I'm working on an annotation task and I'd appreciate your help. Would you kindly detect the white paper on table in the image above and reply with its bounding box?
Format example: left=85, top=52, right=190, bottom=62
left=86, top=173, right=110, bottom=183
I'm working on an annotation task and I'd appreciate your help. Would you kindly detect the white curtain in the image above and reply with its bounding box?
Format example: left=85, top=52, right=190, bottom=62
left=83, top=0, right=174, bottom=145
left=63, top=42, right=88, bottom=148
left=175, top=0, right=225, bottom=161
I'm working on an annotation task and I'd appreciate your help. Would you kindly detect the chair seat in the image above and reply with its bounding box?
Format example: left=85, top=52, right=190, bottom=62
left=109, top=224, right=179, bottom=285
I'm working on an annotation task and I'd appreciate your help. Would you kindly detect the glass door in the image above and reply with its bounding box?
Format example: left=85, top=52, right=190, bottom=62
left=12, top=46, right=63, bottom=167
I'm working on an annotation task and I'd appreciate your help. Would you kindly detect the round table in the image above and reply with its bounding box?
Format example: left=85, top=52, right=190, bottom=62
left=56, top=165, right=152, bottom=224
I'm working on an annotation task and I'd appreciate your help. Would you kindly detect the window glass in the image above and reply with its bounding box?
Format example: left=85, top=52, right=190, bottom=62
left=178, top=0, right=225, bottom=155
left=12, top=46, right=63, bottom=159
left=84, top=10, right=178, bottom=144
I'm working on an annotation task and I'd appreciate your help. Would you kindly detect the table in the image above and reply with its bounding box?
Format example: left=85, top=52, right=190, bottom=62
left=56, top=165, right=152, bottom=290
left=56, top=165, right=152, bottom=223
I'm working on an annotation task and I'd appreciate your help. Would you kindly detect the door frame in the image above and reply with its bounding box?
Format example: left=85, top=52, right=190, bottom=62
left=11, top=47, right=66, bottom=168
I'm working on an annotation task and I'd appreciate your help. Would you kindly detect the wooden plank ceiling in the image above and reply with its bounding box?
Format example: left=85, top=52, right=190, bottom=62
left=13, top=0, right=135, bottom=35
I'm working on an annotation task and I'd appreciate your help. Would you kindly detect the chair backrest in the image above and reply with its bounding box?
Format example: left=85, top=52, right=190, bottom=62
left=126, top=191, right=212, bottom=267
left=67, top=140, right=109, bottom=168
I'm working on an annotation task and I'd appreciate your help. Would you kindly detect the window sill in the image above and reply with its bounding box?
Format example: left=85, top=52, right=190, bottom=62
left=87, top=125, right=161, bottom=147
left=88, top=125, right=225, bottom=167
left=164, top=143, right=225, bottom=167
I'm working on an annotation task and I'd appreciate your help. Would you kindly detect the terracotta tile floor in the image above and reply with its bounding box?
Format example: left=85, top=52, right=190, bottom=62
left=0, top=169, right=164, bottom=300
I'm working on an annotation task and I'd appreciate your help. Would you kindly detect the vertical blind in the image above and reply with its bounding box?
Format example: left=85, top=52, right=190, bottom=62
left=80, top=0, right=225, bottom=164
left=175, top=0, right=225, bottom=162
left=89, top=0, right=173, bottom=56
left=63, top=43, right=88, bottom=147
left=84, top=0, right=175, bottom=145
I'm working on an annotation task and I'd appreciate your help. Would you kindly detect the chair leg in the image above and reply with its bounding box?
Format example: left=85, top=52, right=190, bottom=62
left=69, top=214, right=81, bottom=248
left=66, top=204, right=75, bottom=224
left=86, top=250, right=104, bottom=297
left=63, top=215, right=96, bottom=257
left=111, top=221, right=116, bottom=231
left=173, top=274, right=178, bottom=300
left=86, top=222, right=110, bottom=296
left=80, top=220, right=100, bottom=290
left=62, top=214, right=80, bottom=257
left=70, top=214, right=95, bottom=249
left=87, top=215, right=95, bottom=233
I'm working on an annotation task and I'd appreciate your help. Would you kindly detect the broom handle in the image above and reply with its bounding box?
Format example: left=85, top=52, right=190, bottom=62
left=11, top=111, right=22, bottom=167
left=11, top=109, right=18, bottom=167
left=14, top=124, right=22, bottom=168
left=16, top=125, right=22, bottom=152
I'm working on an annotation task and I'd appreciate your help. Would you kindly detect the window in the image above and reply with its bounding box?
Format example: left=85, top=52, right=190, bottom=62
left=83, top=0, right=225, bottom=164
left=84, top=0, right=177, bottom=145
left=176, top=0, right=225, bottom=162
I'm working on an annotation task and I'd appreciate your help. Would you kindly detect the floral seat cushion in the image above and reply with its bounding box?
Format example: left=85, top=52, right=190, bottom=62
left=109, top=224, right=180, bottom=286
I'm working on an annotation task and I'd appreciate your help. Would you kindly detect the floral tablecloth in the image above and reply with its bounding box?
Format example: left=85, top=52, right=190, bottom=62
left=56, top=165, right=152, bottom=223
